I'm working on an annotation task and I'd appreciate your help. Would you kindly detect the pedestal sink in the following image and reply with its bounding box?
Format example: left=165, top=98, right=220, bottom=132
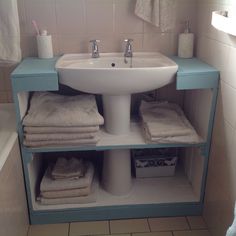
left=56, top=52, right=178, bottom=195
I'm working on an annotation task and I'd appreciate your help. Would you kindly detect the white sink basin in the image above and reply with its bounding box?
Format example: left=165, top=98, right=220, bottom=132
left=56, top=52, right=178, bottom=95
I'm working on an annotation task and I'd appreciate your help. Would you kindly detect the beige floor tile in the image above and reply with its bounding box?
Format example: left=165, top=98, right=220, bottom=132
left=148, top=217, right=189, bottom=231
left=187, top=216, right=207, bottom=230
left=70, top=221, right=109, bottom=236
left=110, top=219, right=150, bottom=234
left=28, top=223, right=69, bottom=236
left=133, top=232, right=173, bottom=236
left=173, top=230, right=211, bottom=236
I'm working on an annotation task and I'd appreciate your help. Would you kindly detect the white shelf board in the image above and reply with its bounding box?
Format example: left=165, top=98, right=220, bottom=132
left=32, top=170, right=199, bottom=211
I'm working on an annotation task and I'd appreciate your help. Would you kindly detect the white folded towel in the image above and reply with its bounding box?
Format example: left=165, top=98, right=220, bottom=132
left=140, top=101, right=200, bottom=144
left=40, top=162, right=94, bottom=192
left=41, top=185, right=91, bottom=199
left=24, top=126, right=99, bottom=134
left=23, top=92, right=104, bottom=127
left=0, top=0, right=21, bottom=62
left=51, top=157, right=85, bottom=179
left=39, top=177, right=98, bottom=205
left=23, top=137, right=99, bottom=147
left=24, top=132, right=98, bottom=142
left=135, top=0, right=175, bottom=32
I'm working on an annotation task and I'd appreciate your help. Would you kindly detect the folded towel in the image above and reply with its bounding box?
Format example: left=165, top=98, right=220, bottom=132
left=24, top=126, right=99, bottom=134
left=143, top=121, right=193, bottom=138
left=40, top=162, right=94, bottom=192
left=140, top=101, right=200, bottom=143
left=39, top=177, right=98, bottom=205
left=51, top=157, right=85, bottom=179
left=143, top=125, right=200, bottom=144
left=24, top=132, right=98, bottom=142
left=41, top=185, right=91, bottom=199
left=23, top=92, right=104, bottom=127
left=23, top=137, right=99, bottom=147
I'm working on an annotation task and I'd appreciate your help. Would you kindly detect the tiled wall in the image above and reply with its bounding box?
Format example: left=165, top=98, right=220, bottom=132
left=0, top=0, right=197, bottom=103
left=197, top=0, right=236, bottom=235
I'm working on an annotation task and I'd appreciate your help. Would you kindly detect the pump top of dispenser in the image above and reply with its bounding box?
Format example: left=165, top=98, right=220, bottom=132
left=184, top=21, right=191, bottom=33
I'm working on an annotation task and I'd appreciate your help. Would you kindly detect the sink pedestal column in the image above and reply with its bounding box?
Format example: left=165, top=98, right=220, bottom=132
left=102, top=95, right=132, bottom=195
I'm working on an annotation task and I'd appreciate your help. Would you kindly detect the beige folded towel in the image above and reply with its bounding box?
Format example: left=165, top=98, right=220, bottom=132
left=40, top=162, right=94, bottom=192
left=51, top=157, right=85, bottom=180
left=24, top=132, right=98, bottom=142
left=143, top=125, right=200, bottom=144
left=41, top=185, right=91, bottom=199
left=23, top=92, right=104, bottom=127
left=24, top=126, right=99, bottom=134
left=39, top=177, right=98, bottom=205
left=140, top=100, right=200, bottom=143
left=23, top=137, right=99, bottom=147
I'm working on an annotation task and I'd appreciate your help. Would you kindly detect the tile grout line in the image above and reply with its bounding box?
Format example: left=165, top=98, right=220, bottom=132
left=108, top=220, right=111, bottom=235
left=185, top=216, right=192, bottom=230
left=68, top=223, right=71, bottom=236
left=171, top=231, right=174, bottom=236
left=146, top=217, right=152, bottom=232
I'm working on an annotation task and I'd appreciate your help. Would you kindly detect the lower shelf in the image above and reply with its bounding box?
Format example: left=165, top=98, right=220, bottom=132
left=32, top=170, right=198, bottom=212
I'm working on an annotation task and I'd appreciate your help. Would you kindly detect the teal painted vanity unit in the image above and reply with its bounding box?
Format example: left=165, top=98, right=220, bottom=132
left=11, top=56, right=219, bottom=224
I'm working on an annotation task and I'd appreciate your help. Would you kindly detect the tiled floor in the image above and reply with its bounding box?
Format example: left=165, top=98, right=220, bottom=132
left=27, top=216, right=211, bottom=236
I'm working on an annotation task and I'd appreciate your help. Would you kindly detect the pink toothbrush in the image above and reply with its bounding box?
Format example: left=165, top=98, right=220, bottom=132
left=32, top=20, right=40, bottom=35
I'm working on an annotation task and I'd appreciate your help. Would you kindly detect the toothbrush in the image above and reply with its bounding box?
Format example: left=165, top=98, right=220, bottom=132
left=32, top=20, right=40, bottom=35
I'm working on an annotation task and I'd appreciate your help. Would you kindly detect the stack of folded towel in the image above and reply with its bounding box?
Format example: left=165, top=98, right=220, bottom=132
left=22, top=92, right=104, bottom=147
left=38, top=158, right=97, bottom=205
left=140, top=100, right=200, bottom=143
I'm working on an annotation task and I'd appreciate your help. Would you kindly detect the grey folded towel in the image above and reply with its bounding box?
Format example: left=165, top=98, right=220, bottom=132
left=39, top=177, right=98, bottom=205
left=51, top=157, right=85, bottom=179
left=40, top=162, right=94, bottom=192
left=24, top=132, right=98, bottom=142
left=23, top=92, right=104, bottom=127
left=24, top=126, right=99, bottom=134
left=23, top=137, right=99, bottom=147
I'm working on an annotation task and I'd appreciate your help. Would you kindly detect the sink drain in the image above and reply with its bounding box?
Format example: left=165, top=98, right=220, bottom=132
left=111, top=63, right=115, bottom=67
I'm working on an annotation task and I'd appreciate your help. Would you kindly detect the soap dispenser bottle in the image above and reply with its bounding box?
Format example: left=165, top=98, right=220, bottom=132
left=178, top=21, right=194, bottom=58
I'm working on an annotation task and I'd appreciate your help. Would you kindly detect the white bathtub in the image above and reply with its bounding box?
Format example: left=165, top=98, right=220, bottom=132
left=0, top=103, right=29, bottom=236
left=0, top=103, right=17, bottom=171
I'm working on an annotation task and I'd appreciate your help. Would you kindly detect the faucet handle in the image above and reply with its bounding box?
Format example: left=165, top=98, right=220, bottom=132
left=90, top=39, right=100, bottom=44
left=124, top=39, right=133, bottom=43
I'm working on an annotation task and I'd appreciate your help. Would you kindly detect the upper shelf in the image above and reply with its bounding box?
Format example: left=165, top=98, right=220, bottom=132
left=11, top=57, right=219, bottom=93
left=23, top=121, right=205, bottom=155
left=211, top=10, right=236, bottom=36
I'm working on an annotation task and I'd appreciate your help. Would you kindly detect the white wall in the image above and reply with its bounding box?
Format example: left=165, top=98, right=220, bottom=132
left=197, top=0, right=236, bottom=235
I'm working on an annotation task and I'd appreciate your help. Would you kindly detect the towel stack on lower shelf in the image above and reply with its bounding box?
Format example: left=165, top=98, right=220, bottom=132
left=22, top=92, right=104, bottom=147
left=140, top=100, right=200, bottom=143
left=39, top=158, right=97, bottom=205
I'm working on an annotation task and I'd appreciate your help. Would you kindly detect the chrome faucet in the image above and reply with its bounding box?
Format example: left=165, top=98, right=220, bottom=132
left=124, top=39, right=133, bottom=58
left=89, top=39, right=100, bottom=58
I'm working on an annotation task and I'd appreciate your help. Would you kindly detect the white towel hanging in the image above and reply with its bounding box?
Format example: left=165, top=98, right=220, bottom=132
left=0, top=0, right=21, bottom=63
left=135, top=0, right=175, bottom=32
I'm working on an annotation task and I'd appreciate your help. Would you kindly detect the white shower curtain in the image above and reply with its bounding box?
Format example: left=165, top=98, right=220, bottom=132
left=0, top=0, right=21, bottom=63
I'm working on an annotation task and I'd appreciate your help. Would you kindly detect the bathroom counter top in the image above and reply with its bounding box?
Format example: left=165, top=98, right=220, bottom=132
left=11, top=57, right=58, bottom=92
left=11, top=56, right=219, bottom=93
left=171, top=57, right=219, bottom=90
